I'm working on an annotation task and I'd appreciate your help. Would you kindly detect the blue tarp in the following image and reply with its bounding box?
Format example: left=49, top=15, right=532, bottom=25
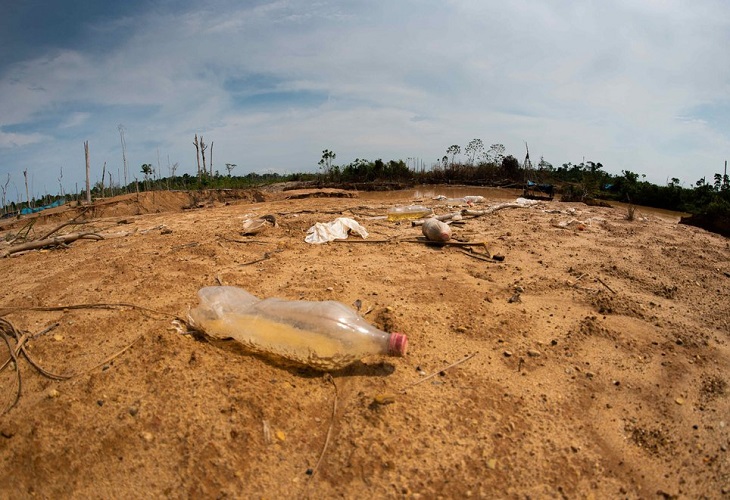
left=20, top=199, right=65, bottom=215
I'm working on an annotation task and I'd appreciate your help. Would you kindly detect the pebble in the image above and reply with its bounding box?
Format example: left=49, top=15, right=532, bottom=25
left=141, top=432, right=154, bottom=442
left=47, top=388, right=60, bottom=399
left=527, top=349, right=541, bottom=357
left=503, top=350, right=513, bottom=357
left=373, top=393, right=397, bottom=406
left=675, top=397, right=685, bottom=405
left=53, top=334, right=64, bottom=342
left=487, top=458, right=498, bottom=470
left=275, top=430, right=286, bottom=442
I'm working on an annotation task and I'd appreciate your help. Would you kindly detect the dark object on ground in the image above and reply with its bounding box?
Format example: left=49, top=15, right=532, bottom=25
left=680, top=213, right=730, bottom=238
left=523, top=181, right=554, bottom=200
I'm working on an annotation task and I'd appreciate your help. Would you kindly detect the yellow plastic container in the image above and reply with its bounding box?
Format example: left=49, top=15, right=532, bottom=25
left=386, top=205, right=432, bottom=221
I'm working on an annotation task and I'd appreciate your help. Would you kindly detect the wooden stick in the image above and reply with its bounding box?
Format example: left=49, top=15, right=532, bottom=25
left=309, top=374, right=338, bottom=479
left=39, top=218, right=89, bottom=240
left=397, top=238, right=489, bottom=248
left=458, top=249, right=500, bottom=263
left=596, top=276, right=617, bottom=294
left=0, top=325, right=21, bottom=415
left=2, top=232, right=103, bottom=257
left=411, top=212, right=461, bottom=226
left=400, top=353, right=478, bottom=393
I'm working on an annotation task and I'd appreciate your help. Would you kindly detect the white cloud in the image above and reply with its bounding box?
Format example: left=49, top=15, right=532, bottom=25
left=1, top=0, right=729, bottom=195
left=0, top=130, right=49, bottom=148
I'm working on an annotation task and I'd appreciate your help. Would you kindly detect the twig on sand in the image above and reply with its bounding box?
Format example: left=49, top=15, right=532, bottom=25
left=0, top=303, right=181, bottom=415
left=400, top=352, right=478, bottom=393
left=397, top=238, right=489, bottom=248
left=240, top=251, right=277, bottom=266
left=458, top=249, right=500, bottom=263
left=596, top=276, right=617, bottom=294
left=309, top=374, right=338, bottom=480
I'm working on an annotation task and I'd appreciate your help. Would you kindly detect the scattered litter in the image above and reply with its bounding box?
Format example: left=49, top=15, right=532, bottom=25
left=305, top=217, right=369, bottom=244
left=422, top=218, right=452, bottom=242
left=242, top=215, right=277, bottom=235
left=188, top=286, right=407, bottom=370
left=515, top=197, right=541, bottom=207
left=386, top=205, right=432, bottom=221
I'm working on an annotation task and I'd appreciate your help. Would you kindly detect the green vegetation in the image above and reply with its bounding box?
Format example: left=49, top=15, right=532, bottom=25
left=3, top=143, right=729, bottom=231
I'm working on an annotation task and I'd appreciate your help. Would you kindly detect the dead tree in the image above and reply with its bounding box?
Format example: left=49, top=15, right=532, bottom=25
left=101, top=162, right=106, bottom=197
left=193, top=134, right=202, bottom=181
left=84, top=141, right=91, bottom=204
left=200, top=136, right=208, bottom=175
left=23, top=169, right=30, bottom=208
left=210, top=141, right=214, bottom=176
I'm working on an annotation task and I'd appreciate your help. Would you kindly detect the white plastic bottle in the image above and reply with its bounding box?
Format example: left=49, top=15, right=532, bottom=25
left=188, top=286, right=408, bottom=370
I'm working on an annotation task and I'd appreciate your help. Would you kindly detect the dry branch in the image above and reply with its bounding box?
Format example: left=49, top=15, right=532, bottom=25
left=400, top=353, right=478, bottom=393
left=309, top=374, right=338, bottom=480
left=463, top=202, right=527, bottom=218
left=2, top=232, right=103, bottom=257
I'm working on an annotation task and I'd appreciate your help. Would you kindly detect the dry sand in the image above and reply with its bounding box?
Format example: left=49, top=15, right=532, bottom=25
left=1, top=185, right=728, bottom=498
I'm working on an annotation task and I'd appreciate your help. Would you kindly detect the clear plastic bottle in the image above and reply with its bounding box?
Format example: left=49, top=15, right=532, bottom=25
left=387, top=205, right=432, bottom=221
left=188, top=286, right=408, bottom=370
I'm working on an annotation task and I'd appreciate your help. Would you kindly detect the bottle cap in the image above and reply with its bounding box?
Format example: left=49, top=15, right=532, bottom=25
left=388, top=332, right=408, bottom=356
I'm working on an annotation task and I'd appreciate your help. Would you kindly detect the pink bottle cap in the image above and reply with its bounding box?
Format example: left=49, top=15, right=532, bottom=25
left=388, top=332, right=408, bottom=356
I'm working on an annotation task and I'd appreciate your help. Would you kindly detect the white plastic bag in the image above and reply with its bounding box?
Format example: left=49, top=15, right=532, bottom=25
left=305, top=217, right=369, bottom=244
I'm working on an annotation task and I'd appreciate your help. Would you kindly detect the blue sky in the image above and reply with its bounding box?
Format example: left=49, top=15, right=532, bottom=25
left=1, top=0, right=729, bottom=200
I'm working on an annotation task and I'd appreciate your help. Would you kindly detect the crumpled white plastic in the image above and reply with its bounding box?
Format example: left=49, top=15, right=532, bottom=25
left=515, top=197, right=541, bottom=207
left=305, top=217, right=369, bottom=244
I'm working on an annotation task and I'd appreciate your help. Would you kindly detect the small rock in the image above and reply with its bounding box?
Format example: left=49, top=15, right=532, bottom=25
left=47, top=388, right=60, bottom=399
left=0, top=427, right=15, bottom=439
left=52, top=334, right=64, bottom=342
left=675, top=397, right=685, bottom=405
left=487, top=458, right=498, bottom=470
left=160, top=228, right=173, bottom=235
left=585, top=371, right=595, bottom=379
left=503, top=350, right=513, bottom=357
left=527, top=349, right=541, bottom=357
left=141, top=432, right=154, bottom=442
left=455, top=326, right=467, bottom=333
left=128, top=406, right=139, bottom=417
left=372, top=393, right=397, bottom=406
left=275, top=430, right=286, bottom=442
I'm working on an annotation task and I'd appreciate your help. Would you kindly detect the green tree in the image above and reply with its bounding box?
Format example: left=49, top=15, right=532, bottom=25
left=537, top=156, right=553, bottom=171
left=446, top=145, right=461, bottom=166
left=141, top=164, right=153, bottom=180
left=318, top=149, right=336, bottom=177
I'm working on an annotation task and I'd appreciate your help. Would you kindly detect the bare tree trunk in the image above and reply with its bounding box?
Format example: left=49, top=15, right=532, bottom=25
left=118, top=124, right=128, bottom=190
left=193, top=134, right=201, bottom=181
left=201, top=136, right=208, bottom=176
left=210, top=141, right=214, bottom=176
left=101, top=161, right=106, bottom=197
left=23, top=169, right=30, bottom=208
left=84, top=141, right=91, bottom=204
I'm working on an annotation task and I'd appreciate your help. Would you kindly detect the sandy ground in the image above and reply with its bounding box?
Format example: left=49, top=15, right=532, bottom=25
left=1, top=185, right=728, bottom=498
